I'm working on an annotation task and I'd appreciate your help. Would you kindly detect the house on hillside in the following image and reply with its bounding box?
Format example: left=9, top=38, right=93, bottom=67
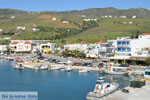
left=62, top=21, right=69, bottom=24
left=0, top=29, right=2, bottom=34
left=32, top=28, right=40, bottom=32
left=17, top=26, right=26, bottom=31
left=52, top=17, right=57, bottom=21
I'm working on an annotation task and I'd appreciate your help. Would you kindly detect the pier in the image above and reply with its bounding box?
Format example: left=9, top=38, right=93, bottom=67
left=105, top=83, right=150, bottom=100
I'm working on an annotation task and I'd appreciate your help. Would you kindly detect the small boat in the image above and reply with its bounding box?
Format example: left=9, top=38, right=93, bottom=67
left=86, top=82, right=119, bottom=100
left=98, top=77, right=104, bottom=80
left=79, top=69, right=89, bottom=73
left=96, top=80, right=104, bottom=83
left=97, top=77, right=105, bottom=83
left=65, top=66, right=72, bottom=72
left=13, top=63, right=24, bottom=70
left=60, top=68, right=66, bottom=71
left=35, top=64, right=48, bottom=70
left=144, top=69, right=150, bottom=79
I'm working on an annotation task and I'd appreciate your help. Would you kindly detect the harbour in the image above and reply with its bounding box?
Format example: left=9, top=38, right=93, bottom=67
left=0, top=58, right=132, bottom=100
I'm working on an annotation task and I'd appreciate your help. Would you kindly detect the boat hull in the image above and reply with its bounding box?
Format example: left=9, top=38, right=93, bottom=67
left=86, top=83, right=119, bottom=100
left=102, top=70, right=129, bottom=75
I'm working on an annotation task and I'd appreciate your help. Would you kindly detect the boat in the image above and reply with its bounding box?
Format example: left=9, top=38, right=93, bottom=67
left=13, top=63, right=24, bottom=70
left=79, top=69, right=89, bottom=73
left=102, top=63, right=131, bottom=75
left=35, top=64, right=48, bottom=70
left=86, top=82, right=119, bottom=100
left=96, top=77, right=105, bottom=83
left=144, top=69, right=150, bottom=80
left=96, top=80, right=104, bottom=83
left=60, top=68, right=66, bottom=71
left=65, top=66, right=72, bottom=72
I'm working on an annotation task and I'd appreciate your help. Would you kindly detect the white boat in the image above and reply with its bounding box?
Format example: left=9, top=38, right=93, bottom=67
left=13, top=63, right=24, bottom=70
left=96, top=80, right=104, bottom=83
left=35, top=65, right=48, bottom=70
left=86, top=82, right=119, bottom=100
left=144, top=69, right=150, bottom=79
left=65, top=66, right=72, bottom=72
left=102, top=63, right=131, bottom=75
left=60, top=68, right=66, bottom=71
left=79, top=69, right=89, bottom=73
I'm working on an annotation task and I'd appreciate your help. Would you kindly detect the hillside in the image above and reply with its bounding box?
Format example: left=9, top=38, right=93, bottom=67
left=0, top=8, right=150, bottom=44
left=48, top=7, right=150, bottom=18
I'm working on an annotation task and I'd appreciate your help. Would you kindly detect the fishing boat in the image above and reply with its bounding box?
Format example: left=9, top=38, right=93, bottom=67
left=102, top=63, right=131, bottom=75
left=13, top=63, right=24, bottom=70
left=86, top=82, right=119, bottom=100
left=79, top=69, right=89, bottom=73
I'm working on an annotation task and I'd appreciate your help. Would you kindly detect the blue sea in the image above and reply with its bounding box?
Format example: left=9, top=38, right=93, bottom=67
left=0, top=59, right=131, bottom=100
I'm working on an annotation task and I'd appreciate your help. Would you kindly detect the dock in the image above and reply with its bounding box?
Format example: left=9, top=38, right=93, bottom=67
left=105, top=83, right=150, bottom=100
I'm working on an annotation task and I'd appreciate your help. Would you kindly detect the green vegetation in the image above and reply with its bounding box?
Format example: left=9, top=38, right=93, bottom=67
left=0, top=40, right=10, bottom=45
left=62, top=50, right=86, bottom=58
left=144, top=59, right=150, bottom=66
left=1, top=8, right=150, bottom=44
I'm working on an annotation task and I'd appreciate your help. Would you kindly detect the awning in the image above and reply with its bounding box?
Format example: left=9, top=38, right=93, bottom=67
left=106, top=56, right=130, bottom=60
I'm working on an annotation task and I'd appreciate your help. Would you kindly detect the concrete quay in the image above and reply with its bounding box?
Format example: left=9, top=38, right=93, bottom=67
left=105, top=83, right=150, bottom=100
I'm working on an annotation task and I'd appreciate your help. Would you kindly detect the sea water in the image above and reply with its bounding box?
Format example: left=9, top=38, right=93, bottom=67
left=0, top=59, right=130, bottom=100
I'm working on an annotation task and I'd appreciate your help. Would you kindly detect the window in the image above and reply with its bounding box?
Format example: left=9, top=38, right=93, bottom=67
left=145, top=71, right=150, bottom=75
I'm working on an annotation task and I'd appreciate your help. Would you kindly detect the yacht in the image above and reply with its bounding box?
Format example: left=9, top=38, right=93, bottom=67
left=86, top=82, right=119, bottom=100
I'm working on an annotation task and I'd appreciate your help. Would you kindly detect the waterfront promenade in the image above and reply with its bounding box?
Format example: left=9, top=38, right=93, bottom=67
left=105, top=83, right=150, bottom=100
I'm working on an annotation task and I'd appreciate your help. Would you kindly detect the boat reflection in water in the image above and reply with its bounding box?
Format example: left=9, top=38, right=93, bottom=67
left=100, top=73, right=131, bottom=88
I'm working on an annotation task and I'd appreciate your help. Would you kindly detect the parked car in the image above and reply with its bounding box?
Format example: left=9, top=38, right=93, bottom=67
left=57, top=60, right=72, bottom=64
left=51, top=59, right=60, bottom=63
left=82, top=62, right=93, bottom=67
left=38, top=56, right=45, bottom=60
left=72, top=62, right=82, bottom=66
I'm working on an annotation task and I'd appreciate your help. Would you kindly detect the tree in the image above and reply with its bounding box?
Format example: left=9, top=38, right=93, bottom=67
left=144, top=59, right=150, bottom=66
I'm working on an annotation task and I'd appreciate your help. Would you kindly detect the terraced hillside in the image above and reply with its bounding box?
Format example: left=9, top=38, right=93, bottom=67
left=0, top=8, right=150, bottom=44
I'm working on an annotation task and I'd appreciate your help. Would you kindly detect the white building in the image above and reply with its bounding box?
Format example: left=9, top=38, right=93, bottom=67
left=62, top=21, right=69, bottom=24
left=132, top=16, right=136, bottom=18
left=83, top=18, right=97, bottom=21
left=9, top=41, right=32, bottom=53
left=0, top=29, right=2, bottom=33
left=0, top=45, right=7, bottom=54
left=96, top=41, right=115, bottom=58
left=40, top=43, right=56, bottom=53
left=10, top=16, right=15, bottom=19
left=17, top=26, right=26, bottom=31
left=32, top=28, right=40, bottom=32
left=52, top=17, right=57, bottom=21
left=115, top=33, right=150, bottom=58
left=63, top=43, right=88, bottom=52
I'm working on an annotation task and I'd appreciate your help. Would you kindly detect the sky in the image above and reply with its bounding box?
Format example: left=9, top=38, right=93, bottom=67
left=0, top=0, right=149, bottom=11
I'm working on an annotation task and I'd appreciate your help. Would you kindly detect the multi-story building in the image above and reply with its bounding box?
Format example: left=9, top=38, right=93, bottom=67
left=9, top=41, right=32, bottom=53
left=115, top=33, right=150, bottom=58
left=40, top=43, right=56, bottom=53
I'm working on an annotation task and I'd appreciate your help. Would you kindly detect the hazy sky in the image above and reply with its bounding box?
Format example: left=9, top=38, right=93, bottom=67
left=0, top=0, right=149, bottom=11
